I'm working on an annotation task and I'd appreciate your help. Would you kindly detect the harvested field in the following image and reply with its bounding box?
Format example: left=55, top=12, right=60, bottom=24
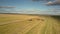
left=0, top=14, right=60, bottom=34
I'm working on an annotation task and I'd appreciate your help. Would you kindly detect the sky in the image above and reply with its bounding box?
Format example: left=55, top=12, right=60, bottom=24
left=0, top=0, right=60, bottom=15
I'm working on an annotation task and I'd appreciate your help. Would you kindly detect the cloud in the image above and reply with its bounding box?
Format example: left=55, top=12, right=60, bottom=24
left=32, top=0, right=51, bottom=1
left=46, top=0, right=60, bottom=5
left=0, top=6, right=16, bottom=8
left=32, top=0, right=60, bottom=5
left=32, top=0, right=51, bottom=2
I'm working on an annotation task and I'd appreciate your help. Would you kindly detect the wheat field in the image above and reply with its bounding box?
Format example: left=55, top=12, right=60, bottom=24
left=0, top=14, right=60, bottom=34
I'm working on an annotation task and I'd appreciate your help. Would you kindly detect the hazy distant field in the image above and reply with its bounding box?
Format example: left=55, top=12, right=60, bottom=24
left=0, top=14, right=60, bottom=34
